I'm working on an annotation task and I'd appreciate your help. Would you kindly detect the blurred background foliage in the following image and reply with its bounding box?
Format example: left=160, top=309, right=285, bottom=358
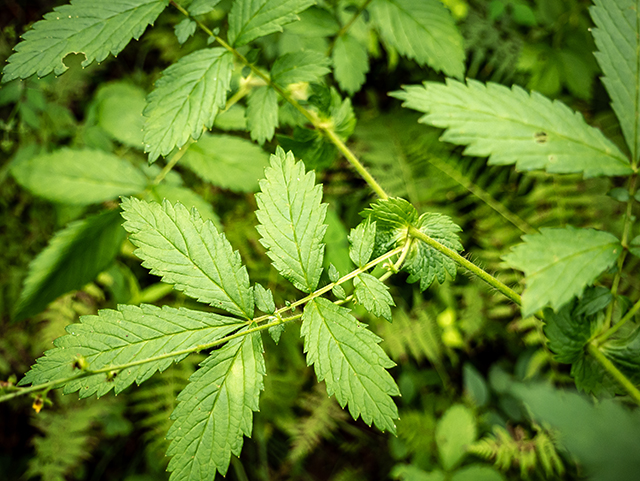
left=1, top=0, right=638, bottom=480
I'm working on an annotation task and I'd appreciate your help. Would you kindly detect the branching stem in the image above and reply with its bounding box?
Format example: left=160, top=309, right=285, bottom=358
left=587, top=343, right=640, bottom=405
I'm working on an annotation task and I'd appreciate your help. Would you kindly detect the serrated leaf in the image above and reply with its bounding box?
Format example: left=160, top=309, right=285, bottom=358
left=393, top=79, right=632, bottom=178
left=227, top=0, right=315, bottom=47
left=11, top=148, right=147, bottom=205
left=149, top=183, right=221, bottom=229
left=121, top=198, right=254, bottom=319
left=143, top=48, right=233, bottom=163
left=354, top=273, right=394, bottom=322
left=301, top=298, right=399, bottom=433
left=247, top=86, right=278, bottom=144
left=181, top=133, right=270, bottom=192
left=96, top=82, right=146, bottom=149
left=1, top=0, right=168, bottom=82
left=254, top=283, right=275, bottom=314
left=167, top=331, right=264, bottom=480
left=327, top=263, right=340, bottom=282
left=404, top=213, right=463, bottom=290
left=255, top=148, right=327, bottom=293
left=268, top=323, right=285, bottom=343
left=363, top=198, right=418, bottom=259
left=348, top=219, right=376, bottom=268
left=13, top=209, right=125, bottom=321
left=435, top=404, right=477, bottom=471
left=271, top=50, right=330, bottom=87
left=590, top=0, right=640, bottom=163
left=18, top=304, right=245, bottom=398
left=332, top=34, right=369, bottom=95
left=602, top=327, right=640, bottom=385
left=543, top=300, right=596, bottom=364
left=503, top=226, right=622, bottom=317
left=189, top=0, right=222, bottom=15
left=174, top=18, right=196, bottom=45
left=370, top=0, right=465, bottom=79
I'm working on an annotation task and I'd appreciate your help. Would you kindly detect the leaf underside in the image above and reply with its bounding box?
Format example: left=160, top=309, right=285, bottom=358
left=354, top=273, right=395, bottom=322
left=121, top=197, right=254, bottom=319
left=393, top=79, right=632, bottom=178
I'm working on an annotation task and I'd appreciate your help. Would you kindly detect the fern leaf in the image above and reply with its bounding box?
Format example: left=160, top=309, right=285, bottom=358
left=18, top=304, right=245, bottom=398
left=301, top=297, right=399, bottom=433
left=122, top=198, right=254, bottom=318
left=14, top=209, right=125, bottom=321
left=503, top=226, right=622, bottom=317
left=143, top=48, right=233, bottom=163
left=1, top=0, right=168, bottom=82
left=348, top=219, right=376, bottom=268
left=11, top=148, right=147, bottom=205
left=247, top=86, right=279, bottom=144
left=271, top=50, right=331, bottom=87
left=370, top=0, right=465, bottom=79
left=393, top=79, right=632, bottom=178
left=255, top=148, right=327, bottom=293
left=167, top=331, right=265, bottom=479
left=590, top=0, right=640, bottom=163
left=354, top=273, right=395, bottom=322
left=227, top=0, right=315, bottom=47
left=332, top=34, right=369, bottom=95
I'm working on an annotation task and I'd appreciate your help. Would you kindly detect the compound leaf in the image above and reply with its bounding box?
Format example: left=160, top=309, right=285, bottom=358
left=143, top=48, right=233, bottom=163
left=503, top=227, right=622, bottom=317
left=332, top=34, right=369, bottom=95
left=227, top=0, right=315, bottom=47
left=247, top=86, right=279, bottom=144
left=590, top=0, right=640, bottom=163
left=2, top=0, right=168, bottom=82
left=354, top=273, right=395, bottom=322
left=301, top=298, right=399, bottom=433
left=370, top=0, right=465, bottom=79
left=18, top=304, right=245, bottom=398
left=121, top=197, right=254, bottom=319
left=255, top=148, right=327, bottom=293
left=393, top=79, right=632, bottom=178
left=271, top=50, right=331, bottom=87
left=167, top=331, right=264, bottom=480
left=14, top=209, right=125, bottom=321
left=11, top=148, right=147, bottom=205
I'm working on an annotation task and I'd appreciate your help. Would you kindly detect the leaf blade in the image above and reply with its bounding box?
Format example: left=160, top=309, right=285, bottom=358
left=246, top=86, right=279, bottom=144
left=353, top=273, right=395, bottom=322
left=272, top=50, right=331, bottom=87
left=332, top=34, right=369, bottom=95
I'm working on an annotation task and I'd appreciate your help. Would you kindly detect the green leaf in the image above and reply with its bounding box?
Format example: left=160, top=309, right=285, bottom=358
left=348, top=219, right=376, bottom=268
left=543, top=299, right=597, bottom=364
left=181, top=133, right=270, bottom=192
left=174, top=18, right=196, bottom=45
left=354, top=273, right=395, bottom=322
left=13, top=209, right=125, bottom=321
left=391, top=465, right=445, bottom=481
left=450, top=465, right=505, bottom=481
left=271, top=50, right=331, bottom=87
left=327, top=263, right=340, bottom=282
left=254, top=283, right=275, bottom=314
left=246, top=86, right=279, bottom=144
left=435, top=404, right=477, bottom=471
left=332, top=34, right=369, bottom=95
left=96, top=82, right=146, bottom=149
left=370, top=0, right=465, bottom=79
left=404, top=213, right=463, bottom=290
left=18, top=304, right=245, bottom=398
left=590, top=0, right=640, bottom=163
left=363, top=197, right=417, bottom=259
left=503, top=226, right=622, bottom=317
left=255, top=148, right=327, bottom=293
left=149, top=183, right=221, bottom=229
left=189, top=0, right=222, bottom=15
left=1, top=0, right=168, bottom=82
left=602, top=327, right=640, bottom=385
left=143, top=48, right=233, bottom=163
left=121, top=197, right=254, bottom=319
left=301, top=298, right=399, bottom=433
left=167, top=331, right=265, bottom=479
left=227, top=0, right=315, bottom=47
left=11, top=148, right=147, bottom=205
left=393, top=79, right=632, bottom=178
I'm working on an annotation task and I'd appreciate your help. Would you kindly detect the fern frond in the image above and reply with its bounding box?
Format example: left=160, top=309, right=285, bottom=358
left=379, top=307, right=443, bottom=365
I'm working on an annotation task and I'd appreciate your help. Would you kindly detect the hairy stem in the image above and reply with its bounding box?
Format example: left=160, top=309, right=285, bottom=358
left=595, top=297, right=640, bottom=345
left=587, top=343, right=640, bottom=405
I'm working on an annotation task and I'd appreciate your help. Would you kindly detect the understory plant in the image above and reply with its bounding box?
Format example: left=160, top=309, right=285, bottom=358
left=1, top=0, right=640, bottom=480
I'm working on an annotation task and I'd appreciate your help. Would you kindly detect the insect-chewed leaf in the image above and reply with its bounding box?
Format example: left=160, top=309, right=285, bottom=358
left=370, top=0, right=465, bottom=79
left=332, top=34, right=369, bottom=95
left=348, top=219, right=376, bottom=268
left=590, top=0, right=640, bottom=164
left=301, top=298, right=399, bottom=433
left=392, top=79, right=632, bottom=178
left=18, top=304, right=245, bottom=398
left=227, top=0, right=315, bottom=47
left=11, top=148, right=147, bottom=205
left=255, top=148, right=327, bottom=293
left=354, top=273, right=395, bottom=322
left=1, top=0, right=168, bottom=82
left=121, top=197, right=254, bottom=319
left=271, top=50, right=331, bottom=87
left=503, top=226, right=622, bottom=317
left=143, top=48, right=233, bottom=163
left=167, top=331, right=265, bottom=480
left=13, top=209, right=125, bottom=321
left=247, top=86, right=279, bottom=144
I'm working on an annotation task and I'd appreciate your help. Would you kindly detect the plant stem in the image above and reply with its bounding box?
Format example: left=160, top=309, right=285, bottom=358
left=152, top=138, right=193, bottom=185
left=587, top=343, right=640, bottom=405
left=326, top=0, right=374, bottom=56
left=595, top=297, right=640, bottom=345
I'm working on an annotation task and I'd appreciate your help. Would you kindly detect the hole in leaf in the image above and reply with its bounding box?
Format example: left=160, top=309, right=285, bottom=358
left=534, top=131, right=548, bottom=144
